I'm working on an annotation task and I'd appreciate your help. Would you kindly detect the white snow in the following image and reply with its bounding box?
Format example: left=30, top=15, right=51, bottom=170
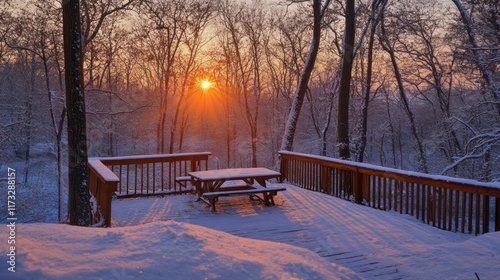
left=2, top=184, right=499, bottom=279
left=189, top=167, right=281, bottom=180
left=91, top=151, right=212, bottom=162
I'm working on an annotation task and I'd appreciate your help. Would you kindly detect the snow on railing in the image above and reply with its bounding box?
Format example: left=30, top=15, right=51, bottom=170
left=279, top=151, right=500, bottom=235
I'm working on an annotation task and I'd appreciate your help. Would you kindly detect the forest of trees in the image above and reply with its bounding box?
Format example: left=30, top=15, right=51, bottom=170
left=0, top=0, right=498, bottom=222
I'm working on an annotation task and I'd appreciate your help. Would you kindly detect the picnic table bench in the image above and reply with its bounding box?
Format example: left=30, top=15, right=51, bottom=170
left=188, top=168, right=286, bottom=211
left=175, top=176, right=192, bottom=189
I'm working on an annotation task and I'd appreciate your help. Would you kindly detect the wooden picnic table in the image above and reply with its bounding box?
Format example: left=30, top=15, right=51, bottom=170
left=188, top=167, right=286, bottom=211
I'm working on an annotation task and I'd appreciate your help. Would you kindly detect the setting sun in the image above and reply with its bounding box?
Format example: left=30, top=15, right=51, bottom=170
left=201, top=80, right=211, bottom=89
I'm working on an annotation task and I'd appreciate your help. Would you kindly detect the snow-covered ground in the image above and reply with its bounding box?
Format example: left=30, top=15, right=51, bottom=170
left=1, top=184, right=499, bottom=279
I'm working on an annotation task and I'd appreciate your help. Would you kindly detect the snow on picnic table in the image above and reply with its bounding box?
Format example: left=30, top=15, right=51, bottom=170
left=188, top=167, right=281, bottom=180
left=1, top=184, right=499, bottom=279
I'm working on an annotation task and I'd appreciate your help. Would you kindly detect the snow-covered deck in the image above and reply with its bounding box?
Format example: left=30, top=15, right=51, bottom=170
left=112, top=183, right=500, bottom=279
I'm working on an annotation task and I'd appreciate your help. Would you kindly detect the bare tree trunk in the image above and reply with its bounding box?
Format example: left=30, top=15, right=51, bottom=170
left=170, top=76, right=188, bottom=154
left=52, top=32, right=67, bottom=222
left=23, top=95, right=32, bottom=185
left=56, top=109, right=65, bottom=221
left=357, top=0, right=388, bottom=162
left=224, top=61, right=232, bottom=167
left=41, top=36, right=67, bottom=222
left=62, top=0, right=91, bottom=226
left=247, top=38, right=261, bottom=167
left=280, top=0, right=329, bottom=151
left=158, top=84, right=168, bottom=153
left=21, top=52, right=36, bottom=185
left=385, top=90, right=399, bottom=168
left=337, top=0, right=355, bottom=160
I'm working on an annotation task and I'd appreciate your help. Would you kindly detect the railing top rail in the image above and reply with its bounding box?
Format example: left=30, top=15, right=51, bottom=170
left=279, top=151, right=500, bottom=194
left=88, top=159, right=120, bottom=183
left=91, top=152, right=212, bottom=165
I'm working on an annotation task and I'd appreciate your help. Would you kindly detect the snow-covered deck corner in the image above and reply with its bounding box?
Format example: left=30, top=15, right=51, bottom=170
left=88, top=158, right=120, bottom=227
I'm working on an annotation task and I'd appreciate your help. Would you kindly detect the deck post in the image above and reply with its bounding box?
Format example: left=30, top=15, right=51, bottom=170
left=320, top=165, right=328, bottom=193
left=353, top=169, right=362, bottom=204
left=362, top=174, right=370, bottom=204
left=279, top=156, right=287, bottom=183
left=190, top=159, right=198, bottom=172
left=496, top=197, right=500, bottom=232
left=102, top=181, right=118, bottom=227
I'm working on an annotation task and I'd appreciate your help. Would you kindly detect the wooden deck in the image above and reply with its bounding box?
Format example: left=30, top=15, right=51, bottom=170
left=90, top=151, right=500, bottom=231
left=112, top=183, right=478, bottom=279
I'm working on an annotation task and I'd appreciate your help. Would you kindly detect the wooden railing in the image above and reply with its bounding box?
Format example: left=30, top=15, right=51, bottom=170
left=88, top=159, right=119, bottom=227
left=94, top=152, right=211, bottom=198
left=279, top=151, right=500, bottom=235
left=88, top=152, right=211, bottom=226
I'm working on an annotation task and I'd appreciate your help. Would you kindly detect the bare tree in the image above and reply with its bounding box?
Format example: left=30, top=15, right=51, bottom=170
left=357, top=0, right=388, bottom=162
left=450, top=0, right=499, bottom=106
left=280, top=0, right=331, bottom=151
left=264, top=10, right=308, bottom=160
left=62, top=0, right=91, bottom=226
left=379, top=11, right=429, bottom=173
left=137, top=0, right=189, bottom=153
left=169, top=0, right=213, bottom=154
left=219, top=0, right=272, bottom=167
left=397, top=4, right=462, bottom=167
left=440, top=0, right=500, bottom=180
left=441, top=128, right=500, bottom=181
left=81, top=0, right=136, bottom=47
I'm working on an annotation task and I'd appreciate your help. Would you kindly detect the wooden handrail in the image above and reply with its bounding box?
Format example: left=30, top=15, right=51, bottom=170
left=93, top=152, right=211, bottom=198
left=96, top=152, right=212, bottom=165
left=279, top=151, right=500, bottom=235
left=88, top=159, right=119, bottom=227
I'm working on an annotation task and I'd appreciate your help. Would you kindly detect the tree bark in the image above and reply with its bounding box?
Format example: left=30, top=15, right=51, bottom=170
left=62, top=0, right=91, bottom=226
